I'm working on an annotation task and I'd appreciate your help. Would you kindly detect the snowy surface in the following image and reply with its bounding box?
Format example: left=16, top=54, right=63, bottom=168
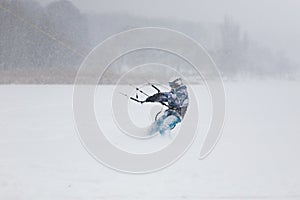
left=0, top=81, right=300, bottom=199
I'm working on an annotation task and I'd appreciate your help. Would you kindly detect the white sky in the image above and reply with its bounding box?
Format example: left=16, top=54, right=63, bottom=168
left=39, top=0, right=300, bottom=63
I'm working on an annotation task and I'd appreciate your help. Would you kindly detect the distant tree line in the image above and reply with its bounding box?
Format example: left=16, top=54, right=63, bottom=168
left=0, top=0, right=297, bottom=83
left=0, top=0, right=88, bottom=70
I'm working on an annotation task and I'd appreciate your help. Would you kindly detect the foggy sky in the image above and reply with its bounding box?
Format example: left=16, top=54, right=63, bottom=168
left=39, top=0, right=300, bottom=63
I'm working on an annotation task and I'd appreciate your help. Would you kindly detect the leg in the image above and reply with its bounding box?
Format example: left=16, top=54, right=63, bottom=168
left=147, top=110, right=170, bottom=135
left=159, top=115, right=181, bottom=135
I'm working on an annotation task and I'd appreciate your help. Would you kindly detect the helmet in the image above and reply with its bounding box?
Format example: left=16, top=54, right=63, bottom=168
left=169, top=77, right=183, bottom=88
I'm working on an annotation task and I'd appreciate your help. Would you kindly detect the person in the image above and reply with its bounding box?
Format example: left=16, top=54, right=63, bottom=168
left=145, top=78, right=189, bottom=135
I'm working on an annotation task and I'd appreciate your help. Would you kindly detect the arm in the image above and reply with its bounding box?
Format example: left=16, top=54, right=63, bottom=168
left=145, top=92, right=169, bottom=103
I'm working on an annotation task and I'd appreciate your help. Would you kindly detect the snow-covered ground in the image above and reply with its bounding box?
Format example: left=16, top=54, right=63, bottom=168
left=0, top=81, right=300, bottom=199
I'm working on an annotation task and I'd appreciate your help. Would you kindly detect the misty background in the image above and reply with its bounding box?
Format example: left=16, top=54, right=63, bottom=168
left=0, top=0, right=299, bottom=83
